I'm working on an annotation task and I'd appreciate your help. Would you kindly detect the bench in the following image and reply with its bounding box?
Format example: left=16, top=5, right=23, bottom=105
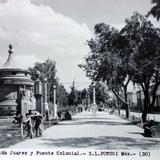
left=143, top=120, right=159, bottom=137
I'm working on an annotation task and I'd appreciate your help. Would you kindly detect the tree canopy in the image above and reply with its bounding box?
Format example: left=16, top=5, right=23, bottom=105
left=148, top=0, right=160, bottom=21
left=80, top=12, right=160, bottom=122
left=80, top=23, right=132, bottom=118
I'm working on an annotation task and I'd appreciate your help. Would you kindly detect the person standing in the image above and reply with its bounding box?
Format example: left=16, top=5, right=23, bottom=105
left=24, top=113, right=33, bottom=139
left=34, top=114, right=44, bottom=137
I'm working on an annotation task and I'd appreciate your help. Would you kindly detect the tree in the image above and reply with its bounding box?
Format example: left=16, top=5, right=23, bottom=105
left=121, top=12, right=160, bottom=122
left=29, top=58, right=68, bottom=108
left=80, top=23, right=132, bottom=118
left=68, top=81, right=79, bottom=106
left=148, top=0, right=160, bottom=21
left=29, top=58, right=57, bottom=102
left=81, top=88, right=88, bottom=106
left=56, top=84, right=68, bottom=107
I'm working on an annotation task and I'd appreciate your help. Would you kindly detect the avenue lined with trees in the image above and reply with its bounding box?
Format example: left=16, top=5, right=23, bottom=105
left=27, top=0, right=160, bottom=123
left=1, top=0, right=160, bottom=151
left=80, top=6, right=160, bottom=122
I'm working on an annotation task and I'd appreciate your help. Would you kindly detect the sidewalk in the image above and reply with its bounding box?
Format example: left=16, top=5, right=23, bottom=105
left=9, top=111, right=160, bottom=150
left=118, top=110, right=160, bottom=122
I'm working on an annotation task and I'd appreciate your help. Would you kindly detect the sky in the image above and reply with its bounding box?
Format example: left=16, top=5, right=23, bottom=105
left=0, top=0, right=156, bottom=91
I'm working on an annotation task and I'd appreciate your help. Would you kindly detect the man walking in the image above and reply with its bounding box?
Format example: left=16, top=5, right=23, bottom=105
left=34, top=114, right=44, bottom=137
left=24, top=113, right=33, bottom=139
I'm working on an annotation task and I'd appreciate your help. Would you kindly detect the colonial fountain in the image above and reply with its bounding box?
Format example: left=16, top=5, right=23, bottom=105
left=0, top=44, right=35, bottom=117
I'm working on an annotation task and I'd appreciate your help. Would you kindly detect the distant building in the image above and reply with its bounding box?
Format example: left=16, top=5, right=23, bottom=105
left=127, top=86, right=160, bottom=113
left=127, top=92, right=137, bottom=110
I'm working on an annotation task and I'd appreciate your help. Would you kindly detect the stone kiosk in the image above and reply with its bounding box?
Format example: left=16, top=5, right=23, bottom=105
left=0, top=44, right=34, bottom=117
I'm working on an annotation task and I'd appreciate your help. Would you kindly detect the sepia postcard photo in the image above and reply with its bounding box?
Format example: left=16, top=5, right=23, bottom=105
left=0, top=0, right=160, bottom=160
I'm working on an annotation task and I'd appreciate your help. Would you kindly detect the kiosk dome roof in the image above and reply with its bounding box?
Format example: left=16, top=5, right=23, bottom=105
left=0, top=44, right=20, bottom=69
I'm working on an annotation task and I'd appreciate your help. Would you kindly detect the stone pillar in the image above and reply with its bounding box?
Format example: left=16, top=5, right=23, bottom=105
left=91, top=82, right=98, bottom=116
left=93, top=84, right=96, bottom=104
left=20, top=86, right=27, bottom=115
left=43, top=77, right=49, bottom=120
left=35, top=71, right=43, bottom=114
left=53, top=85, right=57, bottom=118
left=87, top=92, right=91, bottom=111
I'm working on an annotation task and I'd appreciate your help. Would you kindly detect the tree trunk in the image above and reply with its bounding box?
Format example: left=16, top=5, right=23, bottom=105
left=117, top=101, right=121, bottom=115
left=141, top=91, right=149, bottom=122
left=124, top=86, right=129, bottom=119
left=125, top=104, right=129, bottom=118
left=111, top=88, right=129, bottom=118
left=141, top=102, right=148, bottom=122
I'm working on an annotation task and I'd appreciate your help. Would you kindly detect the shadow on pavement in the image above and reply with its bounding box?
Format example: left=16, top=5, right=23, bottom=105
left=127, top=132, right=143, bottom=135
left=59, top=120, right=132, bottom=126
left=73, top=117, right=114, bottom=120
left=41, top=136, right=160, bottom=150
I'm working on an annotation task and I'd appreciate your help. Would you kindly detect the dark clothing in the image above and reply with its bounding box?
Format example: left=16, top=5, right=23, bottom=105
left=24, top=116, right=33, bottom=139
left=64, top=110, right=72, bottom=120
left=34, top=115, right=43, bottom=137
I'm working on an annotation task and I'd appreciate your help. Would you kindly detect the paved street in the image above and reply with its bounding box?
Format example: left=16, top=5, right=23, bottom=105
left=9, top=111, right=160, bottom=150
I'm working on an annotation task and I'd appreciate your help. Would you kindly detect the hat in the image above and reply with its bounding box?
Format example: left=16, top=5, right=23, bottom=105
left=25, top=113, right=30, bottom=116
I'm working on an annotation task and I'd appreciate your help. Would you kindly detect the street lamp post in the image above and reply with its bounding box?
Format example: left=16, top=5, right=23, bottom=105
left=87, top=90, right=91, bottom=111
left=93, top=83, right=96, bottom=104
left=43, top=77, right=49, bottom=120
left=53, top=84, right=57, bottom=118
left=91, top=82, right=98, bottom=116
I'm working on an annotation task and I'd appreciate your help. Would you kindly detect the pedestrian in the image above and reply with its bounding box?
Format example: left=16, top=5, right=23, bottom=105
left=12, top=114, right=23, bottom=126
left=24, top=113, right=33, bottom=139
left=34, top=114, right=44, bottom=137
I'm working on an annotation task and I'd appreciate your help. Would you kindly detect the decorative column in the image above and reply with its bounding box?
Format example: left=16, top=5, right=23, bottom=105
left=35, top=71, right=43, bottom=115
left=87, top=90, right=91, bottom=111
left=93, top=83, right=96, bottom=104
left=43, top=77, right=49, bottom=120
left=91, top=82, right=98, bottom=116
left=53, top=84, right=57, bottom=118
left=20, top=86, right=26, bottom=115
